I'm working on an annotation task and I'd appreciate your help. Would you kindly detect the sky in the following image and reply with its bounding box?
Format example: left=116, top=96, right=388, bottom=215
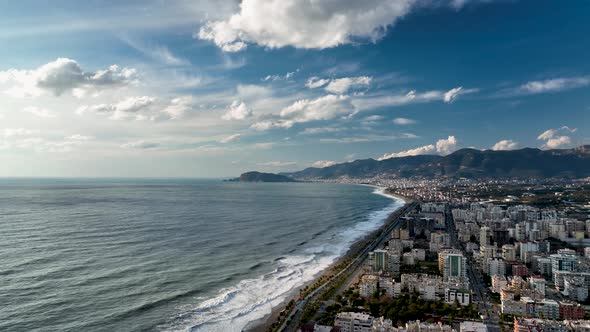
left=0, top=0, right=589, bottom=177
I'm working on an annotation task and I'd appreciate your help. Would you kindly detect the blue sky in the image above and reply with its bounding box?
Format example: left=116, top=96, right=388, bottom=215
left=0, top=0, right=589, bottom=177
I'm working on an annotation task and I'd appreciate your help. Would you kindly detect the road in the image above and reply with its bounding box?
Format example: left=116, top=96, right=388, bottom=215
left=277, top=201, right=418, bottom=332
left=446, top=206, right=502, bottom=332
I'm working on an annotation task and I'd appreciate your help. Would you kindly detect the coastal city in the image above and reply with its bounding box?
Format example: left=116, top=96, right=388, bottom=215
left=3, top=1, right=590, bottom=332
left=264, top=177, right=590, bottom=332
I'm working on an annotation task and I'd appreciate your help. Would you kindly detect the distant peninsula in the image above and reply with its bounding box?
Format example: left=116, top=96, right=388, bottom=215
left=227, top=171, right=298, bottom=182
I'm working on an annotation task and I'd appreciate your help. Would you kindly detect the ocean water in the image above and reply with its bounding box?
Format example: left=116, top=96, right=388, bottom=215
left=0, top=179, right=403, bottom=332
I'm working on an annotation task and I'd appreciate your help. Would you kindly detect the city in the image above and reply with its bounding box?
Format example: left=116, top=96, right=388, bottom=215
left=272, top=178, right=590, bottom=332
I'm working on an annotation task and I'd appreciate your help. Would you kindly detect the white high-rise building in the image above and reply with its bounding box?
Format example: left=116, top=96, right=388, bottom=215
left=486, top=258, right=506, bottom=277
left=443, top=253, right=467, bottom=281
left=550, top=249, right=578, bottom=281
left=501, top=244, right=516, bottom=261
left=369, top=249, right=389, bottom=272
left=480, top=226, right=492, bottom=246
left=334, top=312, right=373, bottom=332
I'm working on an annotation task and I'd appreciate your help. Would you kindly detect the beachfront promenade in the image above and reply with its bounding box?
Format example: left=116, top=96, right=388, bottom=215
left=277, top=200, right=418, bottom=332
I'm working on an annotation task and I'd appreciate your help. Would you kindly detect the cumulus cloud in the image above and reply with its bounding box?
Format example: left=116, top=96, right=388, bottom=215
left=537, top=126, right=576, bottom=149
left=121, top=140, right=160, bottom=149
left=517, top=77, right=589, bottom=95
left=324, top=76, right=372, bottom=94
left=312, top=160, right=338, bottom=168
left=393, top=117, right=416, bottom=125
left=222, top=100, right=253, bottom=120
left=77, top=96, right=156, bottom=120
left=219, top=133, right=241, bottom=143
left=378, top=144, right=435, bottom=160
left=252, top=94, right=355, bottom=130
left=491, top=139, right=519, bottom=151
left=436, top=135, right=459, bottom=154
left=22, top=106, right=55, bottom=118
left=377, top=135, right=459, bottom=160
left=278, top=94, right=354, bottom=126
left=197, top=0, right=478, bottom=51
left=162, top=96, right=192, bottom=120
left=544, top=136, right=571, bottom=149
left=0, top=58, right=137, bottom=97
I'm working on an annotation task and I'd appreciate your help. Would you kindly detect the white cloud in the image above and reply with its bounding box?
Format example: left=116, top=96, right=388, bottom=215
left=537, top=126, right=576, bottom=141
left=537, top=126, right=576, bottom=149
left=491, top=139, right=518, bottom=151
left=236, top=84, right=270, bottom=99
left=219, top=133, right=241, bottom=143
left=77, top=96, right=156, bottom=120
left=360, top=115, right=384, bottom=126
left=299, top=127, right=344, bottom=135
left=319, top=133, right=417, bottom=144
left=378, top=144, right=435, bottom=160
left=263, top=71, right=297, bottom=81
left=444, top=87, right=462, bottom=103
left=306, top=77, right=330, bottom=89
left=353, top=87, right=475, bottom=111
left=0, top=58, right=137, bottom=97
left=222, top=100, right=253, bottom=120
left=393, top=117, right=416, bottom=125
left=311, top=160, right=337, bottom=168
left=518, top=77, right=589, bottom=95
left=120, top=36, right=189, bottom=66
left=443, top=86, right=479, bottom=103
left=252, top=94, right=355, bottom=130
left=162, top=96, right=192, bottom=119
left=377, top=135, right=459, bottom=160
left=2, top=128, right=38, bottom=138
left=257, top=161, right=297, bottom=167
left=67, top=134, right=93, bottom=141
left=436, top=135, right=459, bottom=154
left=250, top=121, right=280, bottom=131
left=197, top=0, right=477, bottom=51
left=324, top=76, right=372, bottom=94
left=254, top=142, right=274, bottom=149
left=0, top=129, right=92, bottom=153
left=278, top=94, right=354, bottom=126
left=544, top=136, right=571, bottom=149
left=22, top=106, right=55, bottom=118
left=121, top=140, right=159, bottom=149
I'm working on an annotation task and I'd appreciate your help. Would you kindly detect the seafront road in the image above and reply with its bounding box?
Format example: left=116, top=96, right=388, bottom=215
left=278, top=201, right=418, bottom=332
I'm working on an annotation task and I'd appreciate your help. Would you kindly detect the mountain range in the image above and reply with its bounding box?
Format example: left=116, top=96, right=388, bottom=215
left=281, top=145, right=590, bottom=180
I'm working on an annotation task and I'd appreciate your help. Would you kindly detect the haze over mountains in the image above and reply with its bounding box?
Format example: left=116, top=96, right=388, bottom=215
left=270, top=145, right=590, bottom=180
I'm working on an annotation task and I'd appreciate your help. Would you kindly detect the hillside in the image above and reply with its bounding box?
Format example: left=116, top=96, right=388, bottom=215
left=285, top=145, right=590, bottom=180
left=230, top=171, right=298, bottom=182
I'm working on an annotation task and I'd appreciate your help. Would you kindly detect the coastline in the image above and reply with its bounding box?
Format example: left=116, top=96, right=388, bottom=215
left=247, top=184, right=409, bottom=332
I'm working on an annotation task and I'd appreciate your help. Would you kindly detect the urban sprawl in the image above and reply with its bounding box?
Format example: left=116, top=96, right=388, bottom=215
left=281, top=177, right=590, bottom=332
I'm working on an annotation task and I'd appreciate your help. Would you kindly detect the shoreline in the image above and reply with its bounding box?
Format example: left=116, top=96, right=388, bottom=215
left=247, top=185, right=410, bottom=332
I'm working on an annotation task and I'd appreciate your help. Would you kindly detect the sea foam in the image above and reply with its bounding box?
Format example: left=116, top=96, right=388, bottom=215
left=159, top=186, right=403, bottom=332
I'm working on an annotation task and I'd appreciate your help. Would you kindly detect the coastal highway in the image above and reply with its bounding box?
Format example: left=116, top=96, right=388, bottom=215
left=277, top=201, right=418, bottom=332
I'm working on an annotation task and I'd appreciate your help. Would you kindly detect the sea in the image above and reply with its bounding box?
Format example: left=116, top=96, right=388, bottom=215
left=0, top=179, right=404, bottom=332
